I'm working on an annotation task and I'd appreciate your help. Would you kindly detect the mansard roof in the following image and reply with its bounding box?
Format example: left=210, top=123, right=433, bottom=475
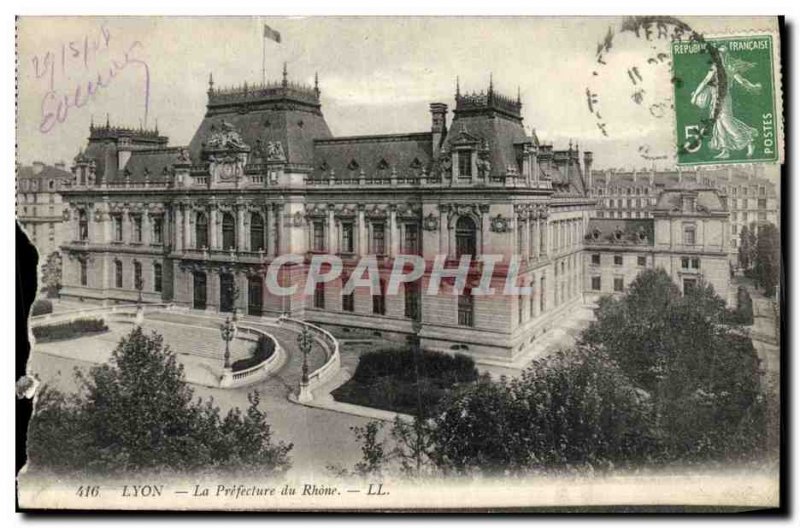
left=17, top=163, right=72, bottom=183
left=119, top=148, right=184, bottom=183
left=586, top=218, right=655, bottom=247
left=654, top=185, right=726, bottom=214
left=187, top=75, right=332, bottom=166
left=312, top=133, right=434, bottom=179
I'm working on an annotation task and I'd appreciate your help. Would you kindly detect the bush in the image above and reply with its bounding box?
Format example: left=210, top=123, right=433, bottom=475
left=27, top=327, right=292, bottom=475
left=333, top=348, right=478, bottom=415
left=31, top=299, right=53, bottom=316
left=32, top=318, right=108, bottom=343
left=231, top=334, right=275, bottom=372
left=725, top=286, right=754, bottom=325
left=353, top=348, right=478, bottom=385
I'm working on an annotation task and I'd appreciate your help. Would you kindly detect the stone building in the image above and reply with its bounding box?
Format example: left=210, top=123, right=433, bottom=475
left=16, top=161, right=73, bottom=260
left=56, top=67, right=733, bottom=363
left=584, top=183, right=732, bottom=305
left=590, top=166, right=778, bottom=258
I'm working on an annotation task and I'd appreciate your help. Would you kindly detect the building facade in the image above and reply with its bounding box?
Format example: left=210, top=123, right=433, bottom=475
left=589, top=166, right=778, bottom=257
left=56, top=68, right=732, bottom=363
left=583, top=184, right=732, bottom=305
left=16, top=161, right=73, bottom=264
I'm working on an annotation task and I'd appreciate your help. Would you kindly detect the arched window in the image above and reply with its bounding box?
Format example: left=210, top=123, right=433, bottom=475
left=250, top=212, right=265, bottom=251
left=455, top=216, right=477, bottom=258
left=222, top=212, right=235, bottom=250
left=683, top=225, right=696, bottom=246
left=134, top=261, right=143, bottom=290
left=78, top=210, right=88, bottom=241
left=196, top=212, right=208, bottom=249
left=79, top=260, right=88, bottom=286
left=457, top=288, right=474, bottom=327
left=153, top=262, right=162, bottom=292
left=372, top=279, right=386, bottom=315
left=341, top=272, right=354, bottom=312
left=114, top=260, right=123, bottom=288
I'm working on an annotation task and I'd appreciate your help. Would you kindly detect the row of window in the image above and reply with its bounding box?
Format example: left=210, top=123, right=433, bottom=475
left=18, top=193, right=57, bottom=204
left=605, top=198, right=654, bottom=209
left=311, top=279, right=421, bottom=320
left=78, top=260, right=163, bottom=292
left=595, top=187, right=651, bottom=196
left=596, top=211, right=651, bottom=219
left=728, top=185, right=768, bottom=197
left=192, top=211, right=268, bottom=251
left=590, top=253, right=648, bottom=267
left=311, top=220, right=421, bottom=255
left=110, top=214, right=163, bottom=245
left=591, top=275, right=626, bottom=293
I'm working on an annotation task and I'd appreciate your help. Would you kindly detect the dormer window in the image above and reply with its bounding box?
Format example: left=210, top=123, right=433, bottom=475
left=682, top=195, right=696, bottom=212
left=347, top=159, right=359, bottom=171
left=683, top=225, right=696, bottom=246
left=377, top=159, right=389, bottom=171
left=458, top=150, right=472, bottom=178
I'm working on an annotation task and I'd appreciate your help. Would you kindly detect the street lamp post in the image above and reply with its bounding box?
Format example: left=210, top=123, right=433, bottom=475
left=296, top=324, right=313, bottom=401
left=220, top=315, right=235, bottom=370
left=229, top=281, right=241, bottom=322
left=135, top=275, right=143, bottom=305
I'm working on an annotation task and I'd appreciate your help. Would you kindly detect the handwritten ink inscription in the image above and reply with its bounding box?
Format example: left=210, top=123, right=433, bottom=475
left=31, top=24, right=151, bottom=134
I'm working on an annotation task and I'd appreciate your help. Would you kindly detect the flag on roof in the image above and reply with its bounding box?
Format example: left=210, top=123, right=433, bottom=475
left=263, top=24, right=281, bottom=43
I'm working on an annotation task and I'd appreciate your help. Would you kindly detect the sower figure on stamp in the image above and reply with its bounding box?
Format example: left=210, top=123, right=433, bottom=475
left=690, top=45, right=762, bottom=159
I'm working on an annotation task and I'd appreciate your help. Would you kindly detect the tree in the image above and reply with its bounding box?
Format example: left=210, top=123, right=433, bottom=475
left=581, top=268, right=765, bottom=463
left=40, top=251, right=62, bottom=298
left=27, top=326, right=292, bottom=475
left=738, top=224, right=757, bottom=271
left=753, top=222, right=780, bottom=297
left=428, top=349, right=653, bottom=475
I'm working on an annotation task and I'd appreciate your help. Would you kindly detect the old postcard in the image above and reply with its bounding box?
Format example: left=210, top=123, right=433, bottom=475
left=15, top=15, right=783, bottom=511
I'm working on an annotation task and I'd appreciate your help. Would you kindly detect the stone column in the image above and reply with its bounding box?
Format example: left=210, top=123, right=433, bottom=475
left=276, top=204, right=286, bottom=255
left=523, top=217, right=530, bottom=259
left=438, top=205, right=449, bottom=257
left=142, top=212, right=151, bottom=246
left=209, top=208, right=218, bottom=250
left=357, top=205, right=367, bottom=256
left=327, top=205, right=336, bottom=254
left=184, top=206, right=192, bottom=250
left=237, top=205, right=246, bottom=252
left=389, top=205, right=399, bottom=257
left=175, top=206, right=183, bottom=251
left=267, top=204, right=276, bottom=257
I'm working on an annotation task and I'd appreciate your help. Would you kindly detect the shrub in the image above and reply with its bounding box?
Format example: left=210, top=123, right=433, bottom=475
left=353, top=348, right=478, bottom=385
left=231, top=334, right=275, bottom=372
left=725, top=286, right=754, bottom=325
left=27, top=327, right=292, bottom=475
left=31, top=299, right=53, bottom=316
left=334, top=348, right=478, bottom=416
left=32, top=318, right=108, bottom=342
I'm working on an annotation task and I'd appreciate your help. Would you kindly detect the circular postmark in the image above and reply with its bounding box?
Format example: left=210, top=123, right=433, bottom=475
left=586, top=16, right=727, bottom=165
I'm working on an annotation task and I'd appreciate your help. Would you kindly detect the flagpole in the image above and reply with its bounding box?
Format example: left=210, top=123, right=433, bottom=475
left=262, top=31, right=266, bottom=85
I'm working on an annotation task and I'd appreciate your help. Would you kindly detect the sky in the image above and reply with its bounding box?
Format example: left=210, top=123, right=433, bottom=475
left=16, top=16, right=781, bottom=171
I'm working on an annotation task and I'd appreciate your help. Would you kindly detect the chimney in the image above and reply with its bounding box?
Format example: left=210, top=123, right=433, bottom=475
left=32, top=161, right=45, bottom=175
left=583, top=151, right=593, bottom=190
left=54, top=161, right=66, bottom=171
left=429, top=103, right=448, bottom=153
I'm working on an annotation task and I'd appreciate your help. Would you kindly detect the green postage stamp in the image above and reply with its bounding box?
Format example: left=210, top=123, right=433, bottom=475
left=671, top=34, right=780, bottom=166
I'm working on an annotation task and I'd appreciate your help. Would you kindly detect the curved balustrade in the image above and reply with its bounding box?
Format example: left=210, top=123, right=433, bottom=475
left=277, top=316, right=341, bottom=402
left=29, top=302, right=175, bottom=327
left=221, top=324, right=284, bottom=387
